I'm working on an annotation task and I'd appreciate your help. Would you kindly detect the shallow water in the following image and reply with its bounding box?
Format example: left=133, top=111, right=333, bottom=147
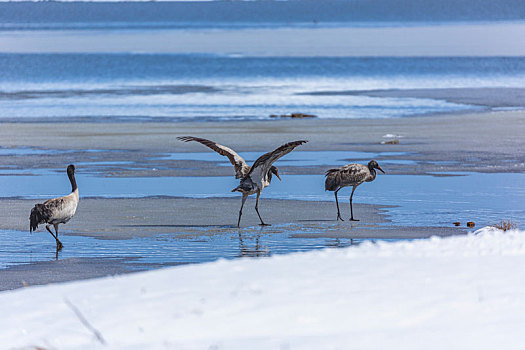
left=1, top=170, right=523, bottom=229
left=165, top=151, right=416, bottom=167
left=0, top=147, right=414, bottom=170
left=0, top=225, right=384, bottom=270
left=0, top=148, right=415, bottom=179
left=7, top=151, right=516, bottom=272
left=1, top=1, right=523, bottom=284
left=0, top=147, right=112, bottom=156
left=3, top=165, right=517, bottom=272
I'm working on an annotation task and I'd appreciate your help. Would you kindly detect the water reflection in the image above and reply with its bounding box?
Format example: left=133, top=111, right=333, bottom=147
left=0, top=224, right=378, bottom=270
left=238, top=231, right=267, bottom=258
left=324, top=237, right=355, bottom=248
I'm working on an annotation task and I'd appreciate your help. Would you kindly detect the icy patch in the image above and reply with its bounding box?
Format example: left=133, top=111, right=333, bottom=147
left=382, top=133, right=404, bottom=138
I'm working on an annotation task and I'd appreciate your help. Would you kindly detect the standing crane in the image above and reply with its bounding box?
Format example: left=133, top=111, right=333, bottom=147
left=29, top=164, right=79, bottom=250
left=325, top=160, right=384, bottom=221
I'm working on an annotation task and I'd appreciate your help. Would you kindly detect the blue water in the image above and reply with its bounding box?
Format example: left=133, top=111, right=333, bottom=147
left=1, top=2, right=525, bottom=121
left=1, top=170, right=523, bottom=229
left=1, top=1, right=524, bottom=278
left=1, top=1, right=524, bottom=29
left=0, top=226, right=376, bottom=270
left=163, top=151, right=415, bottom=167
left=2, top=55, right=525, bottom=121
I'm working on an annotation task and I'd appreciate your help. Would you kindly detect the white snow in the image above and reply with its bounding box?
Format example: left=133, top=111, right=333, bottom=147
left=2, top=226, right=525, bottom=349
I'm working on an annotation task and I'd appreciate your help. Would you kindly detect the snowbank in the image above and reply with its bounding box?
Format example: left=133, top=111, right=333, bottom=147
left=2, top=226, right=525, bottom=349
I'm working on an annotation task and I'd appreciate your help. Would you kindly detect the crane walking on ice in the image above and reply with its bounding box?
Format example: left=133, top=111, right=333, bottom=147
left=325, top=160, right=385, bottom=221
left=29, top=164, right=79, bottom=250
left=177, top=136, right=307, bottom=227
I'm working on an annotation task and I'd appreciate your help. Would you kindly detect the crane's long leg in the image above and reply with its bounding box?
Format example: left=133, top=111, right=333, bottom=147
left=349, top=185, right=359, bottom=221
left=237, top=193, right=249, bottom=228
left=334, top=188, right=344, bottom=221
left=46, top=225, right=58, bottom=240
left=255, top=190, right=270, bottom=226
left=53, top=224, right=63, bottom=249
left=46, top=224, right=63, bottom=250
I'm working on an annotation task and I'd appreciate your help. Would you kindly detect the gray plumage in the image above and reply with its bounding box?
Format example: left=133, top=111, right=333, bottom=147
left=176, top=136, right=251, bottom=178
left=325, top=160, right=384, bottom=221
left=232, top=140, right=307, bottom=227
left=177, top=136, right=307, bottom=227
left=29, top=164, right=79, bottom=250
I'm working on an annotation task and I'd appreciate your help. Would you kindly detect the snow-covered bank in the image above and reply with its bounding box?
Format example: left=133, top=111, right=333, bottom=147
left=2, top=227, right=525, bottom=349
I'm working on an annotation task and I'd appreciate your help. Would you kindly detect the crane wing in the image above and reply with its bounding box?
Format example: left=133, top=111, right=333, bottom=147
left=247, top=140, right=308, bottom=182
left=177, top=136, right=250, bottom=178
left=337, top=163, right=370, bottom=185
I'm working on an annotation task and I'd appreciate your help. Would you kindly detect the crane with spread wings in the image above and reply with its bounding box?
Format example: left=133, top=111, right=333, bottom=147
left=177, top=136, right=307, bottom=227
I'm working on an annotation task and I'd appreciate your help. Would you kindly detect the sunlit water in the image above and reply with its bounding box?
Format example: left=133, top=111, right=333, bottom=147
left=0, top=225, right=386, bottom=270
left=3, top=55, right=525, bottom=121
left=5, top=149, right=523, bottom=270
left=1, top=2, right=524, bottom=276
left=1, top=171, right=522, bottom=227
left=1, top=148, right=523, bottom=230
left=2, top=167, right=520, bottom=270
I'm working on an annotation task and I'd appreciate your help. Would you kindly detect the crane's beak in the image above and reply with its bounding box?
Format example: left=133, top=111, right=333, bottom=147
left=377, top=166, right=385, bottom=174
left=275, top=172, right=282, bottom=181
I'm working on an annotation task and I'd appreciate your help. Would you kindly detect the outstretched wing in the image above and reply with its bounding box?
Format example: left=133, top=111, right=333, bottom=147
left=177, top=136, right=250, bottom=178
left=248, top=140, right=308, bottom=182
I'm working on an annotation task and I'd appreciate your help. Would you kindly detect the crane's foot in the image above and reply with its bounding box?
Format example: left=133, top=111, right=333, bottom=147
left=337, top=215, right=345, bottom=221
left=349, top=218, right=360, bottom=222
left=259, top=223, right=271, bottom=226
left=56, top=240, right=63, bottom=250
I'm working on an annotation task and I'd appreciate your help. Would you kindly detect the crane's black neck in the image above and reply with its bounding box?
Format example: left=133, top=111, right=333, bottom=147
left=367, top=164, right=377, bottom=180
left=68, top=171, right=77, bottom=192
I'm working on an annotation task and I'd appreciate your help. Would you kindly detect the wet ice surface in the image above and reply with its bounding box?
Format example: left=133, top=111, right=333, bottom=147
left=164, top=150, right=416, bottom=166
left=1, top=172, right=523, bottom=228
left=0, top=148, right=416, bottom=177
left=0, top=226, right=384, bottom=271
left=0, top=148, right=523, bottom=276
left=0, top=147, right=110, bottom=156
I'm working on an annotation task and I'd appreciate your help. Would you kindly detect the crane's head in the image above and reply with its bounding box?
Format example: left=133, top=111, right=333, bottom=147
left=270, top=166, right=281, bottom=181
left=67, top=164, right=76, bottom=175
left=368, top=160, right=385, bottom=173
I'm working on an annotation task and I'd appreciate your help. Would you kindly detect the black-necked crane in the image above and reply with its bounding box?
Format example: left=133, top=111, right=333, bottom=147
left=325, top=160, right=384, bottom=221
left=177, top=136, right=307, bottom=227
left=29, top=164, right=79, bottom=250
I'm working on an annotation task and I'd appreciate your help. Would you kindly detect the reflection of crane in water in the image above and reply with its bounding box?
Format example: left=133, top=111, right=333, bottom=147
left=238, top=232, right=270, bottom=258
left=325, top=160, right=385, bottom=221
left=325, top=238, right=356, bottom=248
left=237, top=230, right=363, bottom=257
left=177, top=136, right=307, bottom=227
